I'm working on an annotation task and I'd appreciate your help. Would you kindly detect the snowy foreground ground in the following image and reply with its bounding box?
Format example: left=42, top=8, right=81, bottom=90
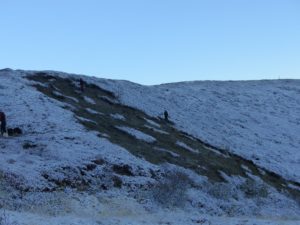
left=0, top=69, right=299, bottom=225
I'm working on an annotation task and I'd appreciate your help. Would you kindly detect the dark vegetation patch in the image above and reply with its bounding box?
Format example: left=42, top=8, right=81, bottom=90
left=92, top=158, right=105, bottom=165
left=112, top=164, right=134, bottom=176
left=27, top=72, right=300, bottom=200
left=113, top=176, right=123, bottom=188
left=7, top=127, right=22, bottom=136
left=84, top=163, right=97, bottom=171
left=63, top=136, right=76, bottom=140
left=41, top=164, right=95, bottom=191
left=22, top=142, right=37, bottom=149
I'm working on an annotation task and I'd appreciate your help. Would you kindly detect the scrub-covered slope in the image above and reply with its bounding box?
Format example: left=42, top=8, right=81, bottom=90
left=0, top=69, right=299, bottom=225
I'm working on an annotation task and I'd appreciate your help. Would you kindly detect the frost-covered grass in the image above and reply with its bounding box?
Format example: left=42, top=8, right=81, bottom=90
left=0, top=69, right=299, bottom=225
left=0, top=209, right=19, bottom=225
left=0, top=69, right=156, bottom=190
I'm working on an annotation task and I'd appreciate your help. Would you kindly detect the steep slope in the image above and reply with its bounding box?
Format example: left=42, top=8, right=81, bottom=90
left=26, top=71, right=300, bottom=195
left=0, top=69, right=299, bottom=225
left=0, top=69, right=155, bottom=191
left=97, top=78, right=300, bottom=183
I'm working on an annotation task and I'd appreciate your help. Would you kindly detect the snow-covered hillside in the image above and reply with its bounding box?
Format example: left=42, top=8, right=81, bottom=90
left=0, top=69, right=299, bottom=225
left=0, top=69, right=155, bottom=190
left=97, top=78, right=300, bottom=183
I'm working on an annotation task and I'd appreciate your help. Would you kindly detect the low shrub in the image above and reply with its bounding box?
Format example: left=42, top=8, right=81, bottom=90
left=152, top=170, right=192, bottom=208
left=239, top=179, right=269, bottom=199
left=206, top=182, right=238, bottom=200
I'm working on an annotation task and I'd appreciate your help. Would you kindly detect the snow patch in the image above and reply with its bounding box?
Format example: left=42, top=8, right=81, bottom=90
left=176, top=141, right=198, bottom=153
left=154, top=147, right=180, bottom=157
left=144, top=125, right=169, bottom=135
left=86, top=108, right=103, bottom=115
left=83, top=96, right=96, bottom=105
left=110, top=113, right=126, bottom=121
left=144, top=118, right=161, bottom=128
left=116, top=126, right=156, bottom=143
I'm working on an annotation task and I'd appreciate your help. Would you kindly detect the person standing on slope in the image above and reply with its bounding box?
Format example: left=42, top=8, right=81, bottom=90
left=164, top=110, right=169, bottom=122
left=0, top=111, right=7, bottom=136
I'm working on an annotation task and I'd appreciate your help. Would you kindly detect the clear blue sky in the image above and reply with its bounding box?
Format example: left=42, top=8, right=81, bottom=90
left=0, top=0, right=299, bottom=84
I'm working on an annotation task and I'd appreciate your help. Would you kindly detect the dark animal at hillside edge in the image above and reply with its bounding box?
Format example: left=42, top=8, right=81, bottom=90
left=7, top=127, right=23, bottom=136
